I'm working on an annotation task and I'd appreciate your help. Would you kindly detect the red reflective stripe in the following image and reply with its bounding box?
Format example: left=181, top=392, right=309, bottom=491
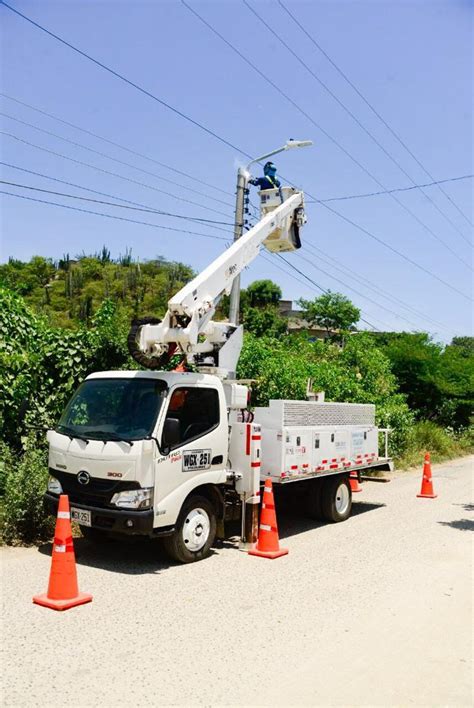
left=302, top=464, right=309, bottom=468
left=331, top=458, right=337, bottom=462
left=251, top=461, right=261, bottom=468
left=344, top=462, right=351, bottom=467
left=251, top=435, right=261, bottom=441
left=322, top=459, right=328, bottom=464
left=291, top=465, right=298, bottom=470
left=246, top=424, right=251, bottom=455
left=330, top=463, right=338, bottom=469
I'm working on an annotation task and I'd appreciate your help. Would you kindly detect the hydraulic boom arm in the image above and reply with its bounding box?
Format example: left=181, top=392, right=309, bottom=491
left=127, top=187, right=307, bottom=376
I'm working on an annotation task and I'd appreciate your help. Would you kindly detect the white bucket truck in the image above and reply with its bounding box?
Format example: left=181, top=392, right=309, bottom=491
left=45, top=181, right=392, bottom=562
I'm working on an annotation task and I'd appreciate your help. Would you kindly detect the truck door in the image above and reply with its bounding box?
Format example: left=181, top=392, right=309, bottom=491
left=155, top=385, right=226, bottom=516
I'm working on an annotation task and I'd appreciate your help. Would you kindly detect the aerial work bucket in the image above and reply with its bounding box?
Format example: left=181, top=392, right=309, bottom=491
left=261, top=187, right=306, bottom=253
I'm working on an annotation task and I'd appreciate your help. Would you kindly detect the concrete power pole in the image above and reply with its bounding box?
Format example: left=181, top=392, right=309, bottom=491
left=228, top=167, right=248, bottom=325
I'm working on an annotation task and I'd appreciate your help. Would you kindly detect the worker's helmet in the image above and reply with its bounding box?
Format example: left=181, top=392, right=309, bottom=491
left=264, top=161, right=277, bottom=177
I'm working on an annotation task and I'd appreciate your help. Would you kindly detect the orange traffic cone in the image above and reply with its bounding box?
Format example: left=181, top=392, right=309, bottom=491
left=349, top=471, right=363, bottom=493
left=249, top=478, right=288, bottom=559
left=417, top=452, right=437, bottom=499
left=33, top=495, right=92, bottom=611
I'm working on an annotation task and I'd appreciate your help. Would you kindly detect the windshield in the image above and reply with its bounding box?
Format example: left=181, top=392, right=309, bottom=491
left=57, top=378, right=167, bottom=441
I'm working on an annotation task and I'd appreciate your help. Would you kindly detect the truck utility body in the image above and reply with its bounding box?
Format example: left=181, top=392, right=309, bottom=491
left=255, top=400, right=383, bottom=484
left=45, top=181, right=392, bottom=563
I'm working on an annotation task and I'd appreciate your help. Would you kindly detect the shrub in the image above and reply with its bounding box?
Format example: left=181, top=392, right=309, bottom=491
left=394, top=421, right=473, bottom=469
left=1, top=437, right=54, bottom=545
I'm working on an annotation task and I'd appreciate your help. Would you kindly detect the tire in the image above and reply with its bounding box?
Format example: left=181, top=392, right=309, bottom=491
left=80, top=526, right=111, bottom=543
left=163, top=496, right=217, bottom=564
left=320, top=475, right=352, bottom=523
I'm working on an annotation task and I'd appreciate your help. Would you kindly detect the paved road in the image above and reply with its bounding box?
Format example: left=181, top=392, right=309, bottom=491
left=2, top=457, right=472, bottom=707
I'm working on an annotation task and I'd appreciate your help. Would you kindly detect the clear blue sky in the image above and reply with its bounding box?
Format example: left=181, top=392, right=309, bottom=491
left=1, top=0, right=472, bottom=341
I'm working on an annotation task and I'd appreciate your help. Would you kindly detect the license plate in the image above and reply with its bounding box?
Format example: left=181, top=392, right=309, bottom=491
left=71, top=508, right=91, bottom=527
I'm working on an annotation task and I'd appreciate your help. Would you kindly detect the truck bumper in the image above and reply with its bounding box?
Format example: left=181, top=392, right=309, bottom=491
left=44, top=493, right=155, bottom=536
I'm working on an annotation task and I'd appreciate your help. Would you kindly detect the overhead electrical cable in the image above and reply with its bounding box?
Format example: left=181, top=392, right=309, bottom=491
left=0, top=112, right=234, bottom=213
left=186, top=0, right=468, bottom=268
left=316, top=200, right=471, bottom=301
left=1, top=1, right=469, bottom=304
left=0, top=189, right=229, bottom=242
left=0, top=1, right=255, bottom=160
left=262, top=252, right=389, bottom=330
left=309, top=175, right=474, bottom=204
left=277, top=0, right=473, bottom=233
left=1, top=131, right=231, bottom=218
left=244, top=0, right=470, bottom=246
left=295, top=252, right=427, bottom=330
left=0, top=163, right=234, bottom=230
left=276, top=254, right=380, bottom=331
left=0, top=93, right=234, bottom=199
left=304, top=241, right=454, bottom=334
left=0, top=178, right=235, bottom=232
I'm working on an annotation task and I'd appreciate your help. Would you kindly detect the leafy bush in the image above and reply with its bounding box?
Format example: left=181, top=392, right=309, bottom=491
left=395, top=421, right=474, bottom=469
left=238, top=332, right=414, bottom=457
left=0, top=288, right=130, bottom=447
left=1, top=437, right=53, bottom=545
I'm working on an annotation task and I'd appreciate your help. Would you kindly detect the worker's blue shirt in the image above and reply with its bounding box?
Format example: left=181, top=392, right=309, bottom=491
left=249, top=175, right=281, bottom=190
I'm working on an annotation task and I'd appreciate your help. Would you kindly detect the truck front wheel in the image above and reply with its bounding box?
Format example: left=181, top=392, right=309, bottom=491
left=163, top=496, right=217, bottom=563
left=321, top=476, right=352, bottom=523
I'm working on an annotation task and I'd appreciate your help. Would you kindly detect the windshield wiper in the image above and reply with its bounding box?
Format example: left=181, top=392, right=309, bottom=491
left=56, top=425, right=89, bottom=444
left=83, top=430, right=134, bottom=446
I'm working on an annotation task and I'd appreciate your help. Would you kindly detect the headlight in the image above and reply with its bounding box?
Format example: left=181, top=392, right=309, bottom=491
left=47, top=476, right=63, bottom=495
left=111, top=487, right=154, bottom=510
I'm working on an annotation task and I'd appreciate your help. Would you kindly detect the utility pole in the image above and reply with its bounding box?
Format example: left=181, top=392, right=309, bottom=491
left=228, top=140, right=313, bottom=327
left=228, top=167, right=248, bottom=325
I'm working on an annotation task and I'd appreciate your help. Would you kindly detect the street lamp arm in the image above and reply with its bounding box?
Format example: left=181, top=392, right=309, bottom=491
left=245, top=139, right=313, bottom=172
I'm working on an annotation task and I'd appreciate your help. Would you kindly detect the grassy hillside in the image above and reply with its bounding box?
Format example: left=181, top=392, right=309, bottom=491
left=0, top=249, right=194, bottom=329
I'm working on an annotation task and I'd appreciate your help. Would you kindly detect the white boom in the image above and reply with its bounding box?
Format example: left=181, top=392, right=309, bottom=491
left=128, top=187, right=307, bottom=376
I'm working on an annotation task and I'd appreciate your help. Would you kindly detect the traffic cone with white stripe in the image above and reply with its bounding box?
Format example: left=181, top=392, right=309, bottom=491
left=249, top=478, right=288, bottom=559
left=33, top=495, right=92, bottom=611
left=417, top=452, right=437, bottom=499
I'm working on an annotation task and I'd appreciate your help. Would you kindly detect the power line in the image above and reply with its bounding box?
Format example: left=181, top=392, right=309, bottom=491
left=276, top=254, right=380, bottom=330
left=190, top=0, right=468, bottom=267
left=0, top=111, right=234, bottom=214
left=277, top=0, right=473, bottom=232
left=0, top=1, right=254, bottom=160
left=295, top=251, right=426, bottom=331
left=318, top=200, right=472, bottom=300
left=244, top=0, right=470, bottom=247
left=262, top=252, right=388, bottom=330
left=2, top=1, right=469, bottom=305
left=304, top=241, right=454, bottom=334
left=0, top=162, right=235, bottom=232
left=0, top=178, right=235, bottom=231
left=1, top=131, right=231, bottom=218
left=0, top=93, right=234, bottom=199
left=0, top=189, right=229, bottom=242
left=309, top=175, right=474, bottom=204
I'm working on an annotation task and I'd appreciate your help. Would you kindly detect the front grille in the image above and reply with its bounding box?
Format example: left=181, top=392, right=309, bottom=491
left=50, top=469, right=140, bottom=508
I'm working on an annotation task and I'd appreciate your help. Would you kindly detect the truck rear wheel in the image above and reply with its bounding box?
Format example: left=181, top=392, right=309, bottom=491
left=163, top=496, right=216, bottom=564
left=321, top=476, right=352, bottom=523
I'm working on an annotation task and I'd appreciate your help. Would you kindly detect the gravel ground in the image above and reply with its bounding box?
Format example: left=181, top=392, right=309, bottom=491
left=1, top=456, right=472, bottom=707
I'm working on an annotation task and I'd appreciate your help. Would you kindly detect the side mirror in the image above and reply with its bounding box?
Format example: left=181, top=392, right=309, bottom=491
left=161, top=418, right=181, bottom=452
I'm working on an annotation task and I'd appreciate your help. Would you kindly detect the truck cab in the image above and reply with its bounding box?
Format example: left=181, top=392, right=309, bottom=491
left=45, top=371, right=238, bottom=562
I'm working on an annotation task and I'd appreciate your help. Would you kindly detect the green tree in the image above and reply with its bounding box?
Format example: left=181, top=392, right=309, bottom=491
left=297, top=292, right=360, bottom=339
left=246, top=279, right=282, bottom=307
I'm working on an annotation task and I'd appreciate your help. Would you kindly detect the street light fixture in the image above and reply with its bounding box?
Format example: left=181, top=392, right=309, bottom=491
left=229, top=139, right=313, bottom=325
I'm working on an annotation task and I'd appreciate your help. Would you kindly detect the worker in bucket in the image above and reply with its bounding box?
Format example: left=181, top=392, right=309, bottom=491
left=249, top=161, right=281, bottom=191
